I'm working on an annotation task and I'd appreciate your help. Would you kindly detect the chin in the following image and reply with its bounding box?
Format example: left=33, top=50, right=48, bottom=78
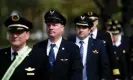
left=49, top=34, right=56, bottom=37
left=11, top=42, right=20, bottom=47
left=79, top=35, right=84, bottom=38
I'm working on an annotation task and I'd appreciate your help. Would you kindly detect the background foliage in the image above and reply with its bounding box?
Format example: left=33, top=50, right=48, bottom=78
left=0, top=0, right=133, bottom=47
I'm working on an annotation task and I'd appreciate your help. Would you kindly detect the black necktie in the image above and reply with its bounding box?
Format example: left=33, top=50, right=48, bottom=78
left=90, top=33, right=93, bottom=39
left=12, top=52, right=18, bottom=61
left=49, top=44, right=56, bottom=70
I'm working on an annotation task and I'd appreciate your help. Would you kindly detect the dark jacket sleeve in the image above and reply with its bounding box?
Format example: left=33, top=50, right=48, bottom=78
left=99, top=40, right=112, bottom=80
left=31, top=42, right=49, bottom=80
left=70, top=43, right=83, bottom=80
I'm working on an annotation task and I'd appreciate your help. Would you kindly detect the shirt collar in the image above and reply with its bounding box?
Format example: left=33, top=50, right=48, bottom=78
left=91, top=28, right=97, bottom=39
left=115, top=34, right=121, bottom=46
left=11, top=45, right=28, bottom=56
left=76, top=36, right=89, bottom=44
left=48, top=37, right=62, bottom=48
left=118, top=34, right=121, bottom=42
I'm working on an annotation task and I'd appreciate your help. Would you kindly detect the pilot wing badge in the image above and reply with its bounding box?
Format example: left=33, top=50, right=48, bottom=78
left=25, top=67, right=35, bottom=76
left=25, top=67, right=35, bottom=71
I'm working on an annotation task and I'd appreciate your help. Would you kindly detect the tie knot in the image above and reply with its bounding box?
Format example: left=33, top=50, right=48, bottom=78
left=13, top=52, right=18, bottom=56
left=90, top=33, right=93, bottom=36
left=50, top=44, right=56, bottom=48
left=90, top=33, right=93, bottom=38
left=79, top=41, right=84, bottom=44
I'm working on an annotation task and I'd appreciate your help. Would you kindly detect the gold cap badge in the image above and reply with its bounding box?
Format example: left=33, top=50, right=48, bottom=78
left=11, top=15, right=20, bottom=21
left=87, top=12, right=93, bottom=16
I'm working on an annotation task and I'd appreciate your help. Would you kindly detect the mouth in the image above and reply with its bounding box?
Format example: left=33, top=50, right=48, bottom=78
left=79, top=32, right=84, bottom=34
left=49, top=31, right=55, bottom=34
left=11, top=39, right=18, bottom=41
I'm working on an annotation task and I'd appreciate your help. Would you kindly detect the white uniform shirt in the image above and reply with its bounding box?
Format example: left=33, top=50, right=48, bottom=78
left=113, top=34, right=121, bottom=47
left=11, top=45, right=28, bottom=61
left=75, top=36, right=89, bottom=80
left=47, top=37, right=62, bottom=59
left=75, top=36, right=89, bottom=66
left=90, top=28, right=98, bottom=39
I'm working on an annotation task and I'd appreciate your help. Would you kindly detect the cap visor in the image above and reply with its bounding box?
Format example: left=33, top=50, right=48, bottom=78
left=8, top=27, right=27, bottom=33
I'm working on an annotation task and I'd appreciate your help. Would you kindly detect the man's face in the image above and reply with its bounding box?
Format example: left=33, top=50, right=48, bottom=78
left=46, top=22, right=64, bottom=38
left=89, top=18, right=98, bottom=31
left=112, top=34, right=119, bottom=42
left=8, top=31, right=30, bottom=47
left=76, top=26, right=91, bottom=40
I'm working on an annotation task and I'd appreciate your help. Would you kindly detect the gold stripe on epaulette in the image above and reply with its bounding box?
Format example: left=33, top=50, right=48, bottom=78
left=113, top=69, right=120, bottom=75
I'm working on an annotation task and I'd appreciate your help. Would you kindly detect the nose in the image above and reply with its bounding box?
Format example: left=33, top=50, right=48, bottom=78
left=78, top=28, right=84, bottom=31
left=12, top=33, right=18, bottom=38
left=49, top=25, right=54, bottom=29
left=48, top=25, right=53, bottom=29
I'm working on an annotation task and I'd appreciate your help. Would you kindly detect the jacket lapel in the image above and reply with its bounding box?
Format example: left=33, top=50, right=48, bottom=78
left=86, top=38, right=93, bottom=61
left=55, top=39, right=66, bottom=62
left=43, top=40, right=48, bottom=55
left=96, top=30, right=100, bottom=39
left=53, top=39, right=68, bottom=70
left=71, top=36, right=93, bottom=61
left=40, top=40, right=48, bottom=56
left=2, top=47, right=12, bottom=68
left=5, top=47, right=12, bottom=62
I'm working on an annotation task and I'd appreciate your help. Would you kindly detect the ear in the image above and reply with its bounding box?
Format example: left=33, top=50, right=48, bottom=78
left=61, top=25, right=64, bottom=32
left=61, top=28, right=63, bottom=32
left=94, top=20, right=98, bottom=25
left=90, top=27, right=93, bottom=32
left=25, top=32, right=30, bottom=40
left=6, top=32, right=9, bottom=40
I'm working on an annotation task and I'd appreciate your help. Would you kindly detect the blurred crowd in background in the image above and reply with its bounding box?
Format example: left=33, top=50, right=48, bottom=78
left=0, top=0, right=133, bottom=47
